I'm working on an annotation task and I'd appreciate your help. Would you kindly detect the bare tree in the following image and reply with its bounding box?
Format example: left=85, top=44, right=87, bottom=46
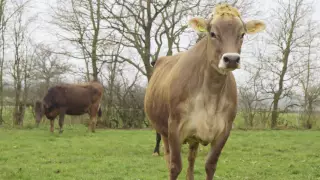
left=239, top=67, right=271, bottom=128
left=33, top=44, right=70, bottom=96
left=257, top=0, right=314, bottom=128
left=0, top=0, right=6, bottom=125
left=11, top=3, right=25, bottom=125
left=10, top=1, right=35, bottom=125
left=103, top=0, right=172, bottom=80
left=51, top=0, right=105, bottom=81
left=114, top=69, right=144, bottom=128
left=297, top=20, right=320, bottom=128
left=0, top=0, right=29, bottom=124
left=99, top=41, right=124, bottom=127
left=104, top=0, right=257, bottom=81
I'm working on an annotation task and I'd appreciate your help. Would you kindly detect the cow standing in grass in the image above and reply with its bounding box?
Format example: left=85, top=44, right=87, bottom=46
left=35, top=81, right=103, bottom=133
left=144, top=4, right=265, bottom=180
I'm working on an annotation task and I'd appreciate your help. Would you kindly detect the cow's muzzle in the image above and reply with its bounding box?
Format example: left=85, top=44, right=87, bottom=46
left=218, top=53, right=241, bottom=70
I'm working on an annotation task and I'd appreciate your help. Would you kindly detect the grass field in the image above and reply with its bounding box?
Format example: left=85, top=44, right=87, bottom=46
left=0, top=125, right=320, bottom=180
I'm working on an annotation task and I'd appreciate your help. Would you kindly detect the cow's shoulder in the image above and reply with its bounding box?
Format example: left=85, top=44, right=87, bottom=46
left=154, top=52, right=184, bottom=70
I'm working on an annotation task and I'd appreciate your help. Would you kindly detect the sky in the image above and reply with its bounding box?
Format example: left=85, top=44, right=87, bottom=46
left=21, top=0, right=320, bottom=86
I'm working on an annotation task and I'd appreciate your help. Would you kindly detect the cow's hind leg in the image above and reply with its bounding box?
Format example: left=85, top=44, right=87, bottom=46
left=187, top=142, right=199, bottom=180
left=205, top=129, right=231, bottom=180
left=88, top=115, right=97, bottom=133
left=89, top=104, right=99, bottom=133
left=153, top=132, right=162, bottom=156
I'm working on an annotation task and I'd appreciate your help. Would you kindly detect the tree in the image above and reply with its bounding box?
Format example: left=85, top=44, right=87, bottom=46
left=257, top=0, right=314, bottom=128
left=103, top=0, right=172, bottom=80
left=104, top=0, right=257, bottom=81
left=0, top=0, right=6, bottom=125
left=238, top=67, right=270, bottom=128
left=0, top=0, right=29, bottom=124
left=10, top=0, right=35, bottom=125
left=51, top=0, right=105, bottom=81
left=297, top=20, right=320, bottom=128
left=33, top=44, right=70, bottom=97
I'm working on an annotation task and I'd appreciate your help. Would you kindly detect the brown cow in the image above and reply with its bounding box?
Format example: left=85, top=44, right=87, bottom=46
left=144, top=4, right=265, bottom=180
left=35, top=81, right=103, bottom=133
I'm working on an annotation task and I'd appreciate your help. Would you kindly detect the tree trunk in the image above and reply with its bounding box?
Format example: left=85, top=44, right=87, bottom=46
left=271, top=93, right=280, bottom=128
left=14, top=87, right=21, bottom=125
left=0, top=0, right=5, bottom=125
left=89, top=0, right=100, bottom=81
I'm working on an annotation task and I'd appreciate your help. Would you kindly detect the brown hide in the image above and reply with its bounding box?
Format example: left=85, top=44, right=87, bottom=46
left=145, top=36, right=238, bottom=180
left=145, top=37, right=237, bottom=141
left=144, top=4, right=265, bottom=180
left=37, top=81, right=103, bottom=133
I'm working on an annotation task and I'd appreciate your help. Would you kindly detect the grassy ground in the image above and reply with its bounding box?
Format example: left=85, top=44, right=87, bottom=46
left=1, top=126, right=320, bottom=180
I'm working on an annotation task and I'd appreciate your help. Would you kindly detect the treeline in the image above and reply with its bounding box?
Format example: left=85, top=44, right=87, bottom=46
left=0, top=0, right=319, bottom=129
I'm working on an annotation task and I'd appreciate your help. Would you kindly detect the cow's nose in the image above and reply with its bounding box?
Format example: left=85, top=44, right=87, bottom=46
left=223, top=54, right=240, bottom=64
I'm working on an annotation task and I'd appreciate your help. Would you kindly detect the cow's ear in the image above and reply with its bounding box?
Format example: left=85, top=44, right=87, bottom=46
left=189, top=17, right=208, bottom=33
left=245, top=20, right=266, bottom=34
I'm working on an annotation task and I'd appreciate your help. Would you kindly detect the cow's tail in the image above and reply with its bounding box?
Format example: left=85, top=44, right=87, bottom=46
left=98, top=105, right=102, bottom=118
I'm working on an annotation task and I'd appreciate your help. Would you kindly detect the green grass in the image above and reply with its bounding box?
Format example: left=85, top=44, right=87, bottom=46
left=0, top=126, right=320, bottom=180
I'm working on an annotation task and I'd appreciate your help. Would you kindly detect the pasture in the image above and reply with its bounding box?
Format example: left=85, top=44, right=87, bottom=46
left=1, top=125, right=319, bottom=180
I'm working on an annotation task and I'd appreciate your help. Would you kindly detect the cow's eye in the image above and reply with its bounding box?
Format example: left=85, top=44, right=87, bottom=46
left=210, top=32, right=217, bottom=38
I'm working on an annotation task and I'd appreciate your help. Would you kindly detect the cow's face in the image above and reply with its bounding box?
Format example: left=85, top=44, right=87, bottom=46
left=35, top=100, right=44, bottom=125
left=44, top=103, right=59, bottom=120
left=189, top=4, right=265, bottom=71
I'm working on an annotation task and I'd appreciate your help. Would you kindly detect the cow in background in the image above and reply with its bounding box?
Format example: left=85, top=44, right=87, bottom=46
left=35, top=81, right=103, bottom=133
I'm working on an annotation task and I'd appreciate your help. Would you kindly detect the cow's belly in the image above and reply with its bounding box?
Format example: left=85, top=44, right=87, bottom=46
left=66, top=107, right=88, bottom=115
left=179, top=109, right=227, bottom=146
left=178, top=91, right=233, bottom=145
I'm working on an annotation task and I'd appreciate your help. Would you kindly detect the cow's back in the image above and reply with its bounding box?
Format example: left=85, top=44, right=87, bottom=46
left=44, top=82, right=103, bottom=115
left=68, top=82, right=103, bottom=105
left=144, top=53, right=183, bottom=136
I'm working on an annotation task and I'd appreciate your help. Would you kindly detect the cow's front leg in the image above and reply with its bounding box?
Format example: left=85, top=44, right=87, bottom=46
left=205, top=123, right=232, bottom=180
left=162, top=135, right=170, bottom=170
left=168, top=119, right=182, bottom=180
left=50, top=120, right=54, bottom=133
left=186, top=142, right=199, bottom=180
left=58, top=111, right=66, bottom=134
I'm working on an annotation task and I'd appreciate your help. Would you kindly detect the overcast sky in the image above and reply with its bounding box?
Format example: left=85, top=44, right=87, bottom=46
left=23, top=0, right=320, bottom=85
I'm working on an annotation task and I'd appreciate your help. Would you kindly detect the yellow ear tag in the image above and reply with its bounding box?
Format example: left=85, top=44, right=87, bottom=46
left=198, top=25, right=206, bottom=32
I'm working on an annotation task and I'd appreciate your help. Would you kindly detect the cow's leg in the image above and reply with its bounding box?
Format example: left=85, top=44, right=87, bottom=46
left=186, top=142, right=199, bottom=180
left=168, top=121, right=182, bottom=180
left=89, top=104, right=99, bottom=133
left=50, top=120, right=54, bottom=133
left=162, top=135, right=170, bottom=170
left=91, top=116, right=97, bottom=133
left=205, top=126, right=232, bottom=180
left=58, top=111, right=65, bottom=134
left=153, top=132, right=161, bottom=156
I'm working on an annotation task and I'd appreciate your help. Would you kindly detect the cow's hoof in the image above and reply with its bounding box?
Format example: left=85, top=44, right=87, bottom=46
left=59, top=130, right=63, bottom=134
left=152, top=152, right=160, bottom=156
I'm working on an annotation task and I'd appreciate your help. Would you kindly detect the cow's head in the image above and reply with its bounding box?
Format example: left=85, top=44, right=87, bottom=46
left=189, top=3, right=265, bottom=72
left=35, top=100, right=58, bottom=124
left=35, top=100, right=44, bottom=126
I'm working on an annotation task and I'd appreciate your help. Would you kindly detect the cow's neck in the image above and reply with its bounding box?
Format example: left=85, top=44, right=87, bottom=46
left=200, top=37, right=229, bottom=93
left=204, top=37, right=228, bottom=76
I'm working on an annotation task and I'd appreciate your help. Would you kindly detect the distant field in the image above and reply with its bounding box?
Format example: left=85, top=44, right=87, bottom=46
left=0, top=126, right=319, bottom=180
left=2, top=107, right=320, bottom=130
